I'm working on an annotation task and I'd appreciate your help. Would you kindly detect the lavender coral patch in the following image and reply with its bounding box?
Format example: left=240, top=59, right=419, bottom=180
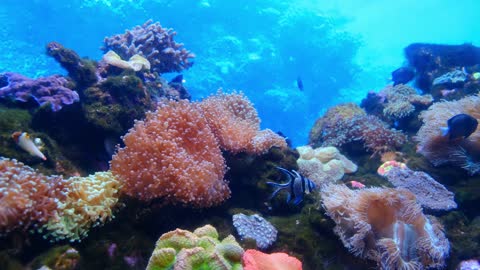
left=232, top=213, right=277, bottom=250
left=0, top=72, right=79, bottom=112
left=384, top=167, right=457, bottom=211
left=103, top=20, right=195, bottom=74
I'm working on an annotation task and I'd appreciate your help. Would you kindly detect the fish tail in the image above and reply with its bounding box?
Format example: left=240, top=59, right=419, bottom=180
left=440, top=127, right=449, bottom=136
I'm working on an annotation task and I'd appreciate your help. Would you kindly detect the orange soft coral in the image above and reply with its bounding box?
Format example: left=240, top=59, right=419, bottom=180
left=199, top=91, right=286, bottom=154
left=321, top=184, right=449, bottom=270
left=0, top=157, right=68, bottom=234
left=242, top=249, right=302, bottom=270
left=110, top=99, right=230, bottom=207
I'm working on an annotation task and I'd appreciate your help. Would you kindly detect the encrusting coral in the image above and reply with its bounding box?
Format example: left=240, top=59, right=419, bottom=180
left=146, top=224, right=244, bottom=270
left=415, top=94, right=480, bottom=174
left=321, top=184, right=449, bottom=270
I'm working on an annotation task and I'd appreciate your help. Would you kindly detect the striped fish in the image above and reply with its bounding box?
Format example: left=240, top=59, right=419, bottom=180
left=267, top=167, right=316, bottom=205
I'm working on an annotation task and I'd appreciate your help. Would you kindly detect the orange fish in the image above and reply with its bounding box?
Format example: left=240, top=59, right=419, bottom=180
left=349, top=180, right=365, bottom=189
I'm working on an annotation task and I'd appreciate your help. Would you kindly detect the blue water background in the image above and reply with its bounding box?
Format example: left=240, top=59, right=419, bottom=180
left=1, top=0, right=479, bottom=146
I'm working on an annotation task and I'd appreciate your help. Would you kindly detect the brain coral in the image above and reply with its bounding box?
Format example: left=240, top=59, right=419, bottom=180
left=146, top=224, right=244, bottom=270
left=111, top=99, right=230, bottom=207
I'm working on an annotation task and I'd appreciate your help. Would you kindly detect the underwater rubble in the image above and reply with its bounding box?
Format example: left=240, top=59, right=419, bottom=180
left=0, top=19, right=480, bottom=270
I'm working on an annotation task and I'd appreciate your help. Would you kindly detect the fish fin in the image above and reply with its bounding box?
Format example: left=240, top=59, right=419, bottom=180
left=292, top=196, right=303, bottom=205
left=440, top=127, right=449, bottom=136
left=267, top=183, right=285, bottom=200
left=286, top=193, right=292, bottom=203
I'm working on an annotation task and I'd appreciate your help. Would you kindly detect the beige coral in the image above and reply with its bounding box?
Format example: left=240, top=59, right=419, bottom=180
left=321, top=184, right=449, bottom=269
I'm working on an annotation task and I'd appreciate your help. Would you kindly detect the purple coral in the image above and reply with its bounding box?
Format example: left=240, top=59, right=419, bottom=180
left=383, top=167, right=457, bottom=211
left=0, top=72, right=79, bottom=112
left=232, top=213, right=277, bottom=250
left=103, top=20, right=195, bottom=74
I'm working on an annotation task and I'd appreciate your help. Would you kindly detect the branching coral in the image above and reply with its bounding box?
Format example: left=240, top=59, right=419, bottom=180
left=146, top=224, right=244, bottom=270
left=111, top=99, right=230, bottom=206
left=415, top=94, right=480, bottom=174
left=321, top=184, right=450, bottom=269
left=103, top=20, right=195, bottom=74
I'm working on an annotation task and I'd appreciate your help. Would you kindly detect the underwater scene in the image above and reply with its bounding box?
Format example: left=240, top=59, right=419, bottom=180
left=1, top=0, right=480, bottom=269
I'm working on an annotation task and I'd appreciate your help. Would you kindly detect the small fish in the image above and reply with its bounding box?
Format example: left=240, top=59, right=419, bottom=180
left=296, top=76, right=304, bottom=91
left=349, top=180, right=365, bottom=189
left=391, top=67, right=415, bottom=86
left=267, top=167, right=316, bottom=205
left=440, top=113, right=478, bottom=140
left=11, top=132, right=46, bottom=160
left=170, top=74, right=184, bottom=84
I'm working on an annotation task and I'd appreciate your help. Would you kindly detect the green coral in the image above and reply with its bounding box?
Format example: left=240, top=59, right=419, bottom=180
left=146, top=225, right=244, bottom=270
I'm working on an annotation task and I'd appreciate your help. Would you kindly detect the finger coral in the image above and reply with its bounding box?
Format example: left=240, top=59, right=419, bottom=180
left=103, top=20, right=195, bottom=74
left=111, top=99, right=230, bottom=206
left=415, top=94, right=480, bottom=174
left=0, top=157, right=68, bottom=234
left=146, top=224, right=244, bottom=270
left=321, top=184, right=449, bottom=269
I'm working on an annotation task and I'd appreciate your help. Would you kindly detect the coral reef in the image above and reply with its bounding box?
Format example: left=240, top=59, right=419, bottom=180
left=415, top=95, right=480, bottom=175
left=383, top=167, right=457, bottom=211
left=296, top=145, right=357, bottom=186
left=0, top=157, right=68, bottom=234
left=232, top=213, right=277, bottom=250
left=242, top=249, right=302, bottom=270
left=321, top=184, right=450, bottom=269
left=199, top=91, right=287, bottom=154
left=309, top=103, right=406, bottom=155
left=0, top=72, right=79, bottom=112
left=146, top=224, right=244, bottom=270
left=110, top=99, right=230, bottom=206
left=103, top=20, right=195, bottom=74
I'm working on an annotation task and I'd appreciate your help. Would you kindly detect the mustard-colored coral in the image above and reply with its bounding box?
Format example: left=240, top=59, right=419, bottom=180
left=381, top=84, right=433, bottom=119
left=146, top=224, right=244, bottom=270
left=40, top=171, right=121, bottom=242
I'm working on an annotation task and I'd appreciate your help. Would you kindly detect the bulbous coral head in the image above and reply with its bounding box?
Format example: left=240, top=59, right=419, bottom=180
left=321, top=184, right=449, bottom=270
left=242, top=249, right=302, bottom=270
left=146, top=224, right=244, bottom=270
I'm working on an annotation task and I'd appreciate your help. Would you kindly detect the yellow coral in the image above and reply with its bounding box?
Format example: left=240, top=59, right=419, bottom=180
left=41, top=171, right=121, bottom=242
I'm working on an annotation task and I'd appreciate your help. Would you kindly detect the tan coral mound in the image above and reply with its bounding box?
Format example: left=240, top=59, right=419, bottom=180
left=415, top=94, right=480, bottom=174
left=321, top=184, right=449, bottom=270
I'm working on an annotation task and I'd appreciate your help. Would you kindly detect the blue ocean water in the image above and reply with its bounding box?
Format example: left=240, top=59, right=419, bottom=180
left=0, top=0, right=479, bottom=145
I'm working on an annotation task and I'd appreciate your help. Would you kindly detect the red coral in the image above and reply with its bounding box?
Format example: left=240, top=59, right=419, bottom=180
left=0, top=158, right=68, bottom=234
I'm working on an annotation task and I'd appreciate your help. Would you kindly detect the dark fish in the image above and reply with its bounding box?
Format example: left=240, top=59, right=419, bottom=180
left=441, top=113, right=478, bottom=140
left=296, top=76, right=304, bottom=91
left=267, top=167, right=316, bottom=205
left=391, top=67, right=415, bottom=86
left=276, top=131, right=292, bottom=147
left=170, top=74, right=183, bottom=84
